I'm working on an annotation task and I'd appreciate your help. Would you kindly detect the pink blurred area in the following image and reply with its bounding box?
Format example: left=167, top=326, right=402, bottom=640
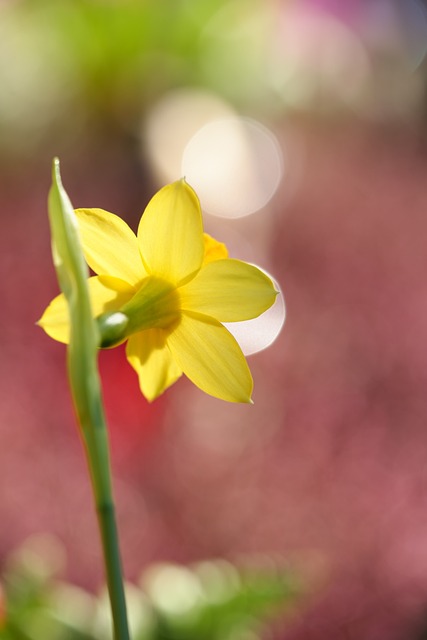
left=2, top=1, right=427, bottom=639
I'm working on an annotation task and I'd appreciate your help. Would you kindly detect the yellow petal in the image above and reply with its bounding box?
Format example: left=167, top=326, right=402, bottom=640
left=38, top=276, right=136, bottom=344
left=179, top=259, right=277, bottom=321
left=166, top=312, right=253, bottom=403
left=137, top=180, right=204, bottom=285
left=203, top=233, right=228, bottom=264
left=75, top=208, right=146, bottom=285
left=37, top=291, right=70, bottom=344
left=126, top=329, right=182, bottom=402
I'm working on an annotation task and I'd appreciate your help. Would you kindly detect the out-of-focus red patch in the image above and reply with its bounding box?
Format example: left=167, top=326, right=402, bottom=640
left=99, top=345, right=166, bottom=467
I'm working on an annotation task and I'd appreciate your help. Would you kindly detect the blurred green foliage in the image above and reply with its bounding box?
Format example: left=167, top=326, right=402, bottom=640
left=0, top=536, right=300, bottom=640
left=0, top=0, right=272, bottom=162
left=1, top=0, right=424, bottom=167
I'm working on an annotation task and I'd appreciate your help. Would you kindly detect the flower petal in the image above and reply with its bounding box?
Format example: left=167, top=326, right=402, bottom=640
left=203, top=233, right=228, bottom=264
left=179, top=259, right=277, bottom=321
left=166, top=312, right=253, bottom=403
left=38, top=276, right=135, bottom=344
left=37, top=292, right=69, bottom=344
left=75, top=208, right=146, bottom=285
left=137, top=180, right=204, bottom=284
left=126, top=329, right=182, bottom=402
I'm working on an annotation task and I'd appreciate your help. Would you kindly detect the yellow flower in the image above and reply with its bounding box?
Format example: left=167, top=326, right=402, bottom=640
left=39, top=180, right=277, bottom=403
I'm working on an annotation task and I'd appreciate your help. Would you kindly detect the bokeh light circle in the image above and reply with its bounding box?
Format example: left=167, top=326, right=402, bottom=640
left=225, top=274, right=285, bottom=355
left=182, top=117, right=283, bottom=218
left=143, top=89, right=236, bottom=184
left=363, top=0, right=427, bottom=72
left=271, top=3, right=371, bottom=111
left=399, top=0, right=427, bottom=71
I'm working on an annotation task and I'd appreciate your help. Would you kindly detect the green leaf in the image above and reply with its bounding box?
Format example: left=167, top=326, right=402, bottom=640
left=47, top=160, right=130, bottom=638
left=48, top=158, right=104, bottom=436
left=48, top=158, right=99, bottom=354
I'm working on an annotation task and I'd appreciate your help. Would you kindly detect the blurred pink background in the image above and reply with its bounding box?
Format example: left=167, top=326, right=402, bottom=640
left=2, top=1, right=427, bottom=638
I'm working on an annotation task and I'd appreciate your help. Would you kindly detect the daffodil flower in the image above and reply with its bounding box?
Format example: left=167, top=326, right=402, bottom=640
left=39, top=180, right=277, bottom=403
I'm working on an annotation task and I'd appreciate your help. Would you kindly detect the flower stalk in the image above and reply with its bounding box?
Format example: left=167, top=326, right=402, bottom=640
left=47, top=159, right=130, bottom=640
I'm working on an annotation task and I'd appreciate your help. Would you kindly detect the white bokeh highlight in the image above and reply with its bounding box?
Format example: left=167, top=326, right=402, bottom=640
left=225, top=274, right=285, bottom=356
left=143, top=89, right=236, bottom=184
left=182, top=117, right=283, bottom=218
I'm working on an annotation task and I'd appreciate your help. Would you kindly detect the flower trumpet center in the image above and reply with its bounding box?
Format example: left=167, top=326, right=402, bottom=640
left=97, top=276, right=180, bottom=348
left=124, top=276, right=181, bottom=331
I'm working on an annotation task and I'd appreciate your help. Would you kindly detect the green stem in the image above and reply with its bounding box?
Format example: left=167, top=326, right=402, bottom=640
left=79, top=412, right=130, bottom=640
left=98, top=502, right=127, bottom=624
